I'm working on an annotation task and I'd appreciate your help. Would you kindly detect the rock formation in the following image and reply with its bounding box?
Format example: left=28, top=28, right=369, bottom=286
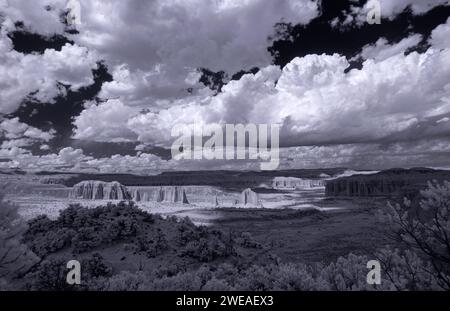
left=272, top=177, right=325, bottom=190
left=156, top=186, right=189, bottom=204
left=132, top=189, right=141, bottom=202
left=215, top=195, right=220, bottom=207
left=240, top=188, right=259, bottom=206
left=69, top=180, right=131, bottom=200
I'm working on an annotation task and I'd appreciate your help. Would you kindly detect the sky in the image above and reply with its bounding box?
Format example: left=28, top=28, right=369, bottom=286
left=0, top=0, right=450, bottom=174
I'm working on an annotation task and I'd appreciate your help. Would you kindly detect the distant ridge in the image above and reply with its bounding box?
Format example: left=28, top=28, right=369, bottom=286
left=325, top=167, right=450, bottom=198
left=60, top=168, right=349, bottom=190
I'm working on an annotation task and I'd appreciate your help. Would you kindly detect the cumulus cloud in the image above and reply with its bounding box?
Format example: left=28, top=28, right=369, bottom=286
left=92, top=47, right=450, bottom=148
left=3, top=137, right=450, bottom=173
left=430, top=17, right=450, bottom=50
left=375, top=0, right=450, bottom=17
left=0, top=117, right=55, bottom=141
left=65, top=0, right=318, bottom=106
left=0, top=0, right=68, bottom=35
left=350, top=0, right=449, bottom=24
left=73, top=99, right=139, bottom=142
left=0, top=146, right=92, bottom=169
left=98, top=65, right=206, bottom=106
left=75, top=0, right=318, bottom=72
left=0, top=31, right=99, bottom=113
left=356, top=34, right=422, bottom=61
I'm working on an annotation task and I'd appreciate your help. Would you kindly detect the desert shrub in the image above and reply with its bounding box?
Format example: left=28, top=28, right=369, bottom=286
left=155, top=264, right=186, bottom=278
left=24, top=202, right=150, bottom=255
left=25, top=215, right=54, bottom=236
left=202, top=277, right=233, bottom=291
left=238, top=231, right=262, bottom=249
left=176, top=218, right=204, bottom=246
left=271, top=263, right=319, bottom=291
left=136, top=229, right=168, bottom=258
left=26, top=228, right=77, bottom=257
left=0, top=194, right=39, bottom=282
left=82, top=253, right=113, bottom=279
left=101, top=271, right=149, bottom=291
left=180, top=237, right=228, bottom=262
left=149, top=271, right=203, bottom=291
left=214, top=263, right=239, bottom=284
left=26, top=254, right=113, bottom=291
left=72, top=227, right=104, bottom=253
left=382, top=181, right=450, bottom=290
left=375, top=247, right=440, bottom=290
left=233, top=264, right=279, bottom=291
left=25, top=259, right=76, bottom=291
left=318, top=253, right=375, bottom=291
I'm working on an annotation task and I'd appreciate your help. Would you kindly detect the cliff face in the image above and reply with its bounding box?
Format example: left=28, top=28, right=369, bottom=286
left=69, top=181, right=131, bottom=200
left=272, top=177, right=325, bottom=190
left=156, top=186, right=189, bottom=204
left=130, top=186, right=190, bottom=204
left=325, top=168, right=450, bottom=197
left=240, top=188, right=259, bottom=206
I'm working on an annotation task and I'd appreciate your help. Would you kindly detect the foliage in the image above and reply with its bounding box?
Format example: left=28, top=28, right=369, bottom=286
left=25, top=253, right=113, bottom=291
left=24, top=201, right=153, bottom=255
left=0, top=194, right=39, bottom=286
left=382, top=181, right=450, bottom=289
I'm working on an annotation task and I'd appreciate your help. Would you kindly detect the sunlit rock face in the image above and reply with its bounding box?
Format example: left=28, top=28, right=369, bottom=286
left=132, top=189, right=141, bottom=202
left=272, top=177, right=325, bottom=190
left=69, top=181, right=131, bottom=200
left=240, top=188, right=259, bottom=206
left=156, top=186, right=190, bottom=204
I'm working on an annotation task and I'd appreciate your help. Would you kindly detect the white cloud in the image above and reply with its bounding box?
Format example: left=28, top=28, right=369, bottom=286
left=73, top=99, right=139, bottom=142
left=68, top=0, right=319, bottom=106
left=75, top=0, right=318, bottom=73
left=0, top=0, right=67, bottom=35
left=351, top=0, right=449, bottom=24
left=0, top=31, right=99, bottom=113
left=376, top=0, right=450, bottom=18
left=57, top=146, right=86, bottom=163
left=40, top=144, right=50, bottom=150
left=98, top=65, right=206, bottom=106
left=1, top=138, right=32, bottom=149
left=103, top=47, right=450, bottom=148
left=0, top=117, right=55, bottom=141
left=356, top=34, right=422, bottom=61
left=430, top=17, right=450, bottom=50
left=0, top=146, right=29, bottom=158
left=1, top=0, right=320, bottom=112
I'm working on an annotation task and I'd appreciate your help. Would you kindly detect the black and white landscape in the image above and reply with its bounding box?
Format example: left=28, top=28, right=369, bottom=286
left=1, top=0, right=450, bottom=291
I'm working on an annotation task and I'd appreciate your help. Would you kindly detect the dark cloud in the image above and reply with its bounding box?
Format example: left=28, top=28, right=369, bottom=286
left=8, top=30, right=73, bottom=54
left=268, top=3, right=450, bottom=67
left=7, top=62, right=112, bottom=152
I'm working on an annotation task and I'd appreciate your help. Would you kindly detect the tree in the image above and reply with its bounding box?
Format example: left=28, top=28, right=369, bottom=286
left=0, top=194, right=39, bottom=287
left=383, top=181, right=450, bottom=289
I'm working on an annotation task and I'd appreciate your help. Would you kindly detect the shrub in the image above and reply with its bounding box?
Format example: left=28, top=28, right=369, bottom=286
left=82, top=253, right=113, bottom=279
left=26, top=259, right=76, bottom=291
left=382, top=181, right=450, bottom=290
left=0, top=194, right=39, bottom=281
